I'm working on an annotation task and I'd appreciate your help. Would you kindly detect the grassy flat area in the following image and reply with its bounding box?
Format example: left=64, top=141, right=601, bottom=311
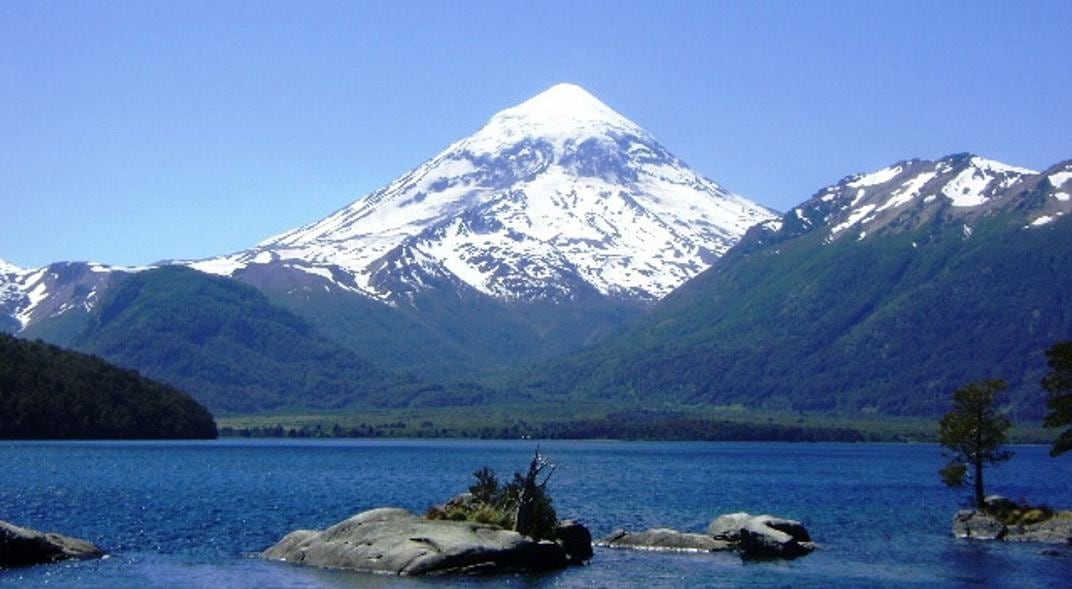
left=216, top=403, right=1057, bottom=444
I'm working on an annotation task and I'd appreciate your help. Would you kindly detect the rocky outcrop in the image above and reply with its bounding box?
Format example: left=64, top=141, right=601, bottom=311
left=708, top=512, right=816, bottom=559
left=0, top=520, right=104, bottom=567
left=953, top=509, right=1072, bottom=544
left=598, top=528, right=732, bottom=553
left=261, top=507, right=590, bottom=575
left=597, top=512, right=814, bottom=560
left=554, top=520, right=594, bottom=563
left=952, top=510, right=1007, bottom=540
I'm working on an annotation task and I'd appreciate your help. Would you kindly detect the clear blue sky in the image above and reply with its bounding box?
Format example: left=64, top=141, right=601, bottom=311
left=2, top=0, right=1070, bottom=267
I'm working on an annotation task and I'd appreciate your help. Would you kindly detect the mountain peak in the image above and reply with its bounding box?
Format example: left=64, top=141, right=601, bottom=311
left=183, top=84, right=774, bottom=305
left=464, top=83, right=642, bottom=155
left=504, top=83, right=619, bottom=122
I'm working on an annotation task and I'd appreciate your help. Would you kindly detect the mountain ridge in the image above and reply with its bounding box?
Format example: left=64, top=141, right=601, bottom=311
left=519, top=153, right=1071, bottom=417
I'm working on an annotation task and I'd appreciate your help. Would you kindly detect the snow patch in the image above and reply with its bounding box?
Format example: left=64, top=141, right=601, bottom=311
left=943, top=168, right=993, bottom=207
left=971, top=157, right=1036, bottom=176
left=187, top=257, right=245, bottom=276
left=1029, top=215, right=1055, bottom=227
left=1049, top=171, right=1072, bottom=188
left=762, top=218, right=783, bottom=232
left=831, top=204, right=877, bottom=235
left=847, top=166, right=902, bottom=188
left=877, top=172, right=937, bottom=212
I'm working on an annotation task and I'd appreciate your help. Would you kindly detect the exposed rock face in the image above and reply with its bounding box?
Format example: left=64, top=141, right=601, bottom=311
left=597, top=528, right=732, bottom=552
left=0, top=520, right=104, bottom=567
left=953, top=509, right=1072, bottom=544
left=708, top=512, right=815, bottom=559
left=262, top=507, right=589, bottom=576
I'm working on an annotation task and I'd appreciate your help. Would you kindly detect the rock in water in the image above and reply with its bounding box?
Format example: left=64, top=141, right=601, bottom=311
left=952, top=510, right=1007, bottom=540
left=554, top=520, right=594, bottom=563
left=262, top=507, right=587, bottom=575
left=707, top=512, right=755, bottom=541
left=737, top=522, right=812, bottom=559
left=707, top=512, right=815, bottom=559
left=597, top=528, right=732, bottom=552
left=0, top=520, right=104, bottom=567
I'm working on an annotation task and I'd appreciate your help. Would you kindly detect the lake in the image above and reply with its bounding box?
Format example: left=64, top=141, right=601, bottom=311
left=1, top=440, right=1070, bottom=588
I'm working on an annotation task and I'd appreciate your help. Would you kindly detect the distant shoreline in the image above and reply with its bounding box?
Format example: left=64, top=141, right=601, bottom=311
left=214, top=408, right=1057, bottom=445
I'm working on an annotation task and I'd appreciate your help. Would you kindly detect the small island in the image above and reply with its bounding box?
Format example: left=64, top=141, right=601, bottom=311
left=262, top=450, right=592, bottom=575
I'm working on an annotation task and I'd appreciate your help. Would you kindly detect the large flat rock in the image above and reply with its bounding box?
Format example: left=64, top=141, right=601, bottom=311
left=0, top=520, right=104, bottom=567
left=262, top=507, right=574, bottom=575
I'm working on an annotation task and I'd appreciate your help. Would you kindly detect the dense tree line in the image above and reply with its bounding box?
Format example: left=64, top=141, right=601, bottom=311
left=219, top=411, right=865, bottom=442
left=0, top=334, right=217, bottom=439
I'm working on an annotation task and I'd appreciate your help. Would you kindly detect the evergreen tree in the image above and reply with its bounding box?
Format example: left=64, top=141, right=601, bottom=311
left=938, top=379, right=1013, bottom=509
left=1042, top=342, right=1072, bottom=457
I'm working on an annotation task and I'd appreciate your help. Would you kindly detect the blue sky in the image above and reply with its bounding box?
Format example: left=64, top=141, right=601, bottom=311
left=2, top=0, right=1070, bottom=267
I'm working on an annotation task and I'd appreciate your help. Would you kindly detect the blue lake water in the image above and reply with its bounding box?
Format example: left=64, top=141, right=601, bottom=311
left=1, top=440, right=1070, bottom=588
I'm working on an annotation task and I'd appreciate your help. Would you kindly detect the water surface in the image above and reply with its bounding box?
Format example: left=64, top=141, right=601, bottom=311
left=1, top=440, right=1070, bottom=588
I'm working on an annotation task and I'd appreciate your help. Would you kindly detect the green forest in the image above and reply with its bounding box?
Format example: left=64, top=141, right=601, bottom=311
left=0, top=333, right=217, bottom=439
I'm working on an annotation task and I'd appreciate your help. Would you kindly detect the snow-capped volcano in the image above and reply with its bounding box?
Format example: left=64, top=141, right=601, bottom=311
left=191, top=83, right=775, bottom=303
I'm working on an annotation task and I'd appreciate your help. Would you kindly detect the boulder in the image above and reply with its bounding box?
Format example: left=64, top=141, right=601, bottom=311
left=262, top=507, right=585, bottom=575
left=597, top=528, right=732, bottom=553
left=707, top=512, right=815, bottom=559
left=707, top=512, right=753, bottom=542
left=952, top=510, right=1007, bottom=540
left=0, top=520, right=104, bottom=567
left=554, top=520, right=593, bottom=563
left=737, top=522, right=812, bottom=559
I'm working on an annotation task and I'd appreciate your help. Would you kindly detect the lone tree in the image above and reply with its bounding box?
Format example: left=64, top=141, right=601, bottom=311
left=1042, top=342, right=1072, bottom=457
left=510, top=448, right=558, bottom=540
left=938, top=379, right=1014, bottom=509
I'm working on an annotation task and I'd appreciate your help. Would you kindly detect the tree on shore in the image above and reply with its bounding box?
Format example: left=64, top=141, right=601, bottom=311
left=938, top=379, right=1013, bottom=509
left=1042, top=342, right=1072, bottom=457
left=510, top=448, right=558, bottom=540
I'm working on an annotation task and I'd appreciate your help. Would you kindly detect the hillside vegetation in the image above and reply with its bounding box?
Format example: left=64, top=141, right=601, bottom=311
left=0, top=334, right=217, bottom=439
left=521, top=214, right=1071, bottom=417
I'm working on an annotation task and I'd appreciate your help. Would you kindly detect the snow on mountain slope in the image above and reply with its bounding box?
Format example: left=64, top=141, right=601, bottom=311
left=756, top=154, right=1070, bottom=246
left=192, top=83, right=775, bottom=303
left=0, top=261, right=130, bottom=331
